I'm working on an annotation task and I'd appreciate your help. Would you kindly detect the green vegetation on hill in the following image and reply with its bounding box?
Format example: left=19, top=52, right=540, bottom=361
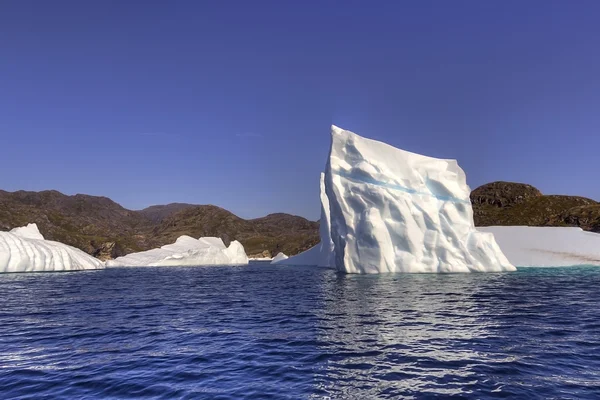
left=557, top=204, right=600, bottom=233
left=151, top=207, right=319, bottom=256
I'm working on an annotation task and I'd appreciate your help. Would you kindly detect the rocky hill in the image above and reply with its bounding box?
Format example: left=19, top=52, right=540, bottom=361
left=0, top=190, right=152, bottom=258
left=471, top=182, right=600, bottom=232
left=137, top=203, right=196, bottom=223
left=149, top=207, right=319, bottom=257
left=0, top=190, right=319, bottom=260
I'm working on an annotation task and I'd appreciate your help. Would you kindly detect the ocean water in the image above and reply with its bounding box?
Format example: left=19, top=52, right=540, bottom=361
left=1, top=265, right=599, bottom=399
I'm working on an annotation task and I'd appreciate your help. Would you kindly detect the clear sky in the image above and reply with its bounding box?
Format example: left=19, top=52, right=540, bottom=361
left=1, top=1, right=599, bottom=220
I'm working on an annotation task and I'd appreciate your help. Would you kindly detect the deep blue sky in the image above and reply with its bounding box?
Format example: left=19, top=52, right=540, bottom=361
left=1, top=1, right=599, bottom=220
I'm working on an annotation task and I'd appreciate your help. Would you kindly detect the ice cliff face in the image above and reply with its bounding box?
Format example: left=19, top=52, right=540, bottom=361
left=0, top=223, right=105, bottom=272
left=281, top=126, right=515, bottom=273
left=106, top=236, right=249, bottom=267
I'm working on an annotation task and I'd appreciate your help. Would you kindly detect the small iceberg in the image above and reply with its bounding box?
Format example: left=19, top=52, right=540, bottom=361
left=106, top=236, right=249, bottom=267
left=281, top=126, right=515, bottom=274
left=271, top=252, right=289, bottom=263
left=0, top=223, right=105, bottom=272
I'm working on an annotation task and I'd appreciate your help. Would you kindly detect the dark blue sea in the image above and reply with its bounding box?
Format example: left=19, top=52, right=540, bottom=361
left=1, top=264, right=599, bottom=399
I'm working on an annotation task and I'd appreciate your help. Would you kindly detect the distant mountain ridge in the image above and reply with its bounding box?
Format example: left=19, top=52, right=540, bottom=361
left=0, top=190, right=319, bottom=260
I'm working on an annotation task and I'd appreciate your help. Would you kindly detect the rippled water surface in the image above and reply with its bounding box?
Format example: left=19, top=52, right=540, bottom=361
left=1, top=264, right=600, bottom=399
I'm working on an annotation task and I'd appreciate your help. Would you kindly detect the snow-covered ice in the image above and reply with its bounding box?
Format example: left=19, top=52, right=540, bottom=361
left=0, top=223, right=105, bottom=272
left=9, top=223, right=45, bottom=240
left=106, top=236, right=249, bottom=267
left=478, top=226, right=600, bottom=267
left=281, top=126, right=515, bottom=273
left=271, top=252, right=289, bottom=263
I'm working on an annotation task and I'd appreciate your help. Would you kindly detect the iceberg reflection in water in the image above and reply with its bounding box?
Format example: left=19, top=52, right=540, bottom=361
left=0, top=265, right=599, bottom=399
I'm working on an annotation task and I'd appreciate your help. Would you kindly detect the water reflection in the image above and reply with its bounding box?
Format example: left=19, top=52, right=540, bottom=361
left=311, top=273, right=500, bottom=397
left=309, top=269, right=600, bottom=398
left=0, top=266, right=599, bottom=399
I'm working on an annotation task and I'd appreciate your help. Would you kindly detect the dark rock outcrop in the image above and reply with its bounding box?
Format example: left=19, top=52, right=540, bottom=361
left=248, top=250, right=272, bottom=259
left=470, top=181, right=542, bottom=208
left=471, top=182, right=599, bottom=231
left=557, top=204, right=600, bottom=233
left=92, top=242, right=121, bottom=261
left=137, top=203, right=196, bottom=223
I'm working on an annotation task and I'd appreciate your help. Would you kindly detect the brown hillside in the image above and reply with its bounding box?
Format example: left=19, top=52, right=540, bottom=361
left=471, top=182, right=599, bottom=231
left=0, top=190, right=319, bottom=260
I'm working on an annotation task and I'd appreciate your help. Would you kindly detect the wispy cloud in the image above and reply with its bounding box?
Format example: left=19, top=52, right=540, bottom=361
left=235, top=132, right=264, bottom=138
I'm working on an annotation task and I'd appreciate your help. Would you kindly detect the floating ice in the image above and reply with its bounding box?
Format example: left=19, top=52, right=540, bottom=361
left=281, top=126, right=515, bottom=273
left=106, top=236, right=249, bottom=267
left=9, top=223, right=45, bottom=240
left=271, top=252, right=289, bottom=263
left=0, top=223, right=105, bottom=272
left=478, top=226, right=600, bottom=267
left=249, top=256, right=273, bottom=261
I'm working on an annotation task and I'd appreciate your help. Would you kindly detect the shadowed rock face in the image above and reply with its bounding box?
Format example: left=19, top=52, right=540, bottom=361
left=0, top=191, right=319, bottom=260
left=471, top=182, right=599, bottom=232
left=558, top=205, right=600, bottom=233
left=137, top=203, right=196, bottom=223
left=470, top=181, right=542, bottom=208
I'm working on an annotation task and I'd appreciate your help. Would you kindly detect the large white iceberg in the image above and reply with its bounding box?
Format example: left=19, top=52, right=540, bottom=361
left=0, top=223, right=105, bottom=272
left=106, top=235, right=249, bottom=267
left=280, top=126, right=515, bottom=273
left=478, top=226, right=600, bottom=267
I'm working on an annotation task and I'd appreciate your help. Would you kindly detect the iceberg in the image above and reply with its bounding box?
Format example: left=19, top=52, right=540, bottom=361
left=281, top=126, right=515, bottom=273
left=106, top=235, right=249, bottom=267
left=478, top=226, right=600, bottom=267
left=271, top=252, right=289, bottom=263
left=0, top=223, right=105, bottom=272
left=8, top=223, right=45, bottom=240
